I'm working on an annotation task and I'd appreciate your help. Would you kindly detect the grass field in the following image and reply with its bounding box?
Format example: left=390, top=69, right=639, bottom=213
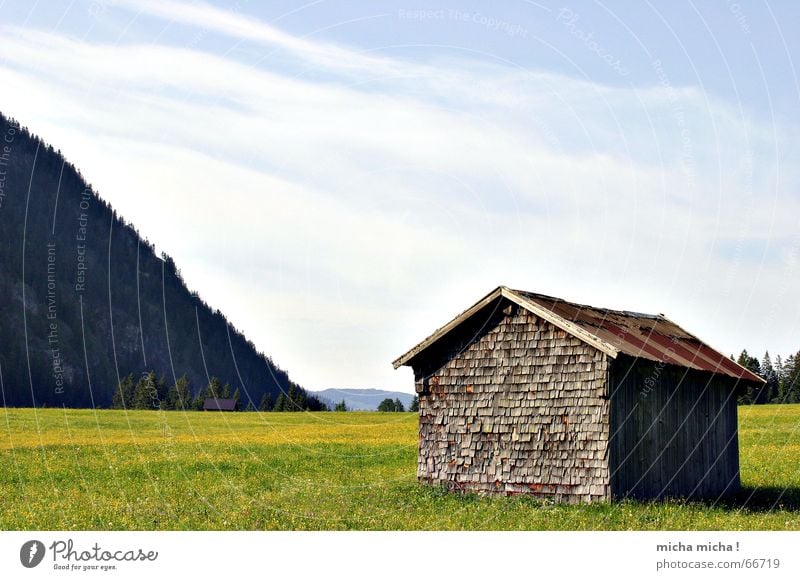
left=1, top=405, right=799, bottom=530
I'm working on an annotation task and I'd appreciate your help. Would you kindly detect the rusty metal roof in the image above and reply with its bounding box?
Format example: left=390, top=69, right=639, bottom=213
left=393, top=286, right=764, bottom=384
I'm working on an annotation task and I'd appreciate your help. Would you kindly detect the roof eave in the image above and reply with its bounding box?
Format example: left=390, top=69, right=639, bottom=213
left=392, top=286, right=620, bottom=369
left=392, top=286, right=506, bottom=369
left=657, top=314, right=766, bottom=384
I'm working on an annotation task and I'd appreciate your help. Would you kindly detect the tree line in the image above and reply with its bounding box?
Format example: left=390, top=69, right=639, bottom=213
left=301, top=395, right=421, bottom=412
left=111, top=373, right=329, bottom=411
left=107, top=348, right=800, bottom=412
left=736, top=349, right=800, bottom=405
left=376, top=397, right=418, bottom=412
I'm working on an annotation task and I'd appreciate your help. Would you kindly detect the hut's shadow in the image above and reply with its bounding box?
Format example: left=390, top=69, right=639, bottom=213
left=716, top=486, right=800, bottom=512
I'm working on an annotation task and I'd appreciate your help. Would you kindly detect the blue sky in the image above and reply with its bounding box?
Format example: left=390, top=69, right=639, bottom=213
left=1, top=1, right=798, bottom=392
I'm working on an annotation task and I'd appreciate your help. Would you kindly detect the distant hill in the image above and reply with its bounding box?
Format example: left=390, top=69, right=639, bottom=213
left=0, top=111, right=325, bottom=410
left=314, top=388, right=415, bottom=411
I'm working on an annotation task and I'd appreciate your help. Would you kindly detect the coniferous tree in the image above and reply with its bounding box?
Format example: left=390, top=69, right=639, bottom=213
left=294, top=385, right=307, bottom=410
left=274, top=392, right=287, bottom=412
left=774, top=354, right=793, bottom=403
left=784, top=352, right=800, bottom=403
left=131, top=372, right=159, bottom=410
left=111, top=374, right=135, bottom=409
left=286, top=383, right=298, bottom=411
left=206, top=377, right=222, bottom=399
left=773, top=355, right=786, bottom=403
left=156, top=375, right=168, bottom=405
left=171, top=375, right=192, bottom=410
left=259, top=393, right=273, bottom=411
left=165, top=383, right=178, bottom=410
left=334, top=400, right=347, bottom=412
left=394, top=398, right=405, bottom=412
left=737, top=350, right=761, bottom=405
left=221, top=382, right=232, bottom=399
left=759, top=352, right=778, bottom=404
left=232, top=387, right=240, bottom=408
left=194, top=385, right=207, bottom=410
left=410, top=395, right=419, bottom=412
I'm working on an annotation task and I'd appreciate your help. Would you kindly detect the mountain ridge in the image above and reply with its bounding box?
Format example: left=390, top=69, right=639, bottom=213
left=313, top=388, right=414, bottom=411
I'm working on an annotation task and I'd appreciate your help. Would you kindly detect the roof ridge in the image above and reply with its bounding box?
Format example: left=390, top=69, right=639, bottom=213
left=511, top=288, right=662, bottom=319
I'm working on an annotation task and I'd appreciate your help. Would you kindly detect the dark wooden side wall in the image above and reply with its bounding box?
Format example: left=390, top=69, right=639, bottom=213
left=413, top=301, right=611, bottom=503
left=608, top=356, right=740, bottom=500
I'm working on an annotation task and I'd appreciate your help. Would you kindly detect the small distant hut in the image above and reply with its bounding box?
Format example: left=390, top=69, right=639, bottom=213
left=203, top=398, right=238, bottom=412
left=393, top=286, right=763, bottom=503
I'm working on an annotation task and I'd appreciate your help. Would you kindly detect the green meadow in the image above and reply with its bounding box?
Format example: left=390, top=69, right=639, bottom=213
left=1, top=405, right=799, bottom=530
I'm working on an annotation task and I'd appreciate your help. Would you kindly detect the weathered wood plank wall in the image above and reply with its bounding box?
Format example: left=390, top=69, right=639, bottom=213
left=608, top=356, right=740, bottom=499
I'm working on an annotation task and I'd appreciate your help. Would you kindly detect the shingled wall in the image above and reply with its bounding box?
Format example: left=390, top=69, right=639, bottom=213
left=414, top=303, right=611, bottom=503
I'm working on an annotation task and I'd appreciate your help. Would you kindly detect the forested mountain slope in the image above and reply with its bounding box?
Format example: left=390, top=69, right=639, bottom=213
left=0, top=112, right=324, bottom=410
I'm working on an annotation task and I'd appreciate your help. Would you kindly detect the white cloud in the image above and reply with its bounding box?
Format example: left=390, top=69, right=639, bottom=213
left=0, top=6, right=797, bottom=391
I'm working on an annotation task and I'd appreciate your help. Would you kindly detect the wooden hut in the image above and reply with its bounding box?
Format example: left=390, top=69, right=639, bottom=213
left=393, top=286, right=764, bottom=503
left=203, top=398, right=238, bottom=411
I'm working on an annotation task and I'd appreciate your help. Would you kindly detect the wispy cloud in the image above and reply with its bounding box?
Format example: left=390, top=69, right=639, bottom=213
left=112, top=0, right=401, bottom=74
left=0, top=2, right=797, bottom=389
